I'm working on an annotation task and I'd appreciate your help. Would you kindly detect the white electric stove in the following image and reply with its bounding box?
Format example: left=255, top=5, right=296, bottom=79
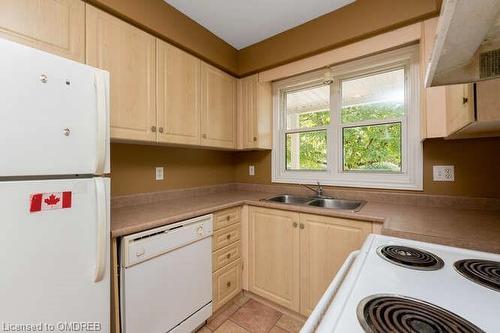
left=302, top=234, right=500, bottom=333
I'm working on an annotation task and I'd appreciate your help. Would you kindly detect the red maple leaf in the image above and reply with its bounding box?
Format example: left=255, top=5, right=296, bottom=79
left=44, top=194, right=60, bottom=206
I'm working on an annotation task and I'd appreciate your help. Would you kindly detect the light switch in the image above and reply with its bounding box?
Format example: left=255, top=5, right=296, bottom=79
left=155, top=167, right=164, bottom=181
left=249, top=165, right=255, bottom=176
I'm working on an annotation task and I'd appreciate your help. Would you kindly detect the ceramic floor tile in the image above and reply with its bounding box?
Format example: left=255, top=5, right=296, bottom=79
left=207, top=302, right=241, bottom=331
left=214, top=320, right=249, bottom=333
left=269, top=326, right=288, bottom=333
left=275, top=314, right=304, bottom=333
left=230, top=299, right=282, bottom=333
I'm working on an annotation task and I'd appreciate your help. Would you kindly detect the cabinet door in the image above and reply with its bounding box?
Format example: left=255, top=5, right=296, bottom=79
left=0, top=0, right=84, bottom=62
left=157, top=40, right=201, bottom=145
left=446, top=84, right=474, bottom=135
left=200, top=63, right=236, bottom=148
left=237, top=75, right=272, bottom=149
left=237, top=75, right=258, bottom=149
left=248, top=207, right=300, bottom=311
left=299, top=214, right=372, bottom=316
left=86, top=5, right=156, bottom=142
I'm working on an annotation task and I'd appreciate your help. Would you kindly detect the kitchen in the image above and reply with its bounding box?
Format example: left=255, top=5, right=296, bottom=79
left=1, top=0, right=500, bottom=332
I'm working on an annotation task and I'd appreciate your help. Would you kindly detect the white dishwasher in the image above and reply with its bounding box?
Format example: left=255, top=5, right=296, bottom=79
left=120, top=214, right=213, bottom=333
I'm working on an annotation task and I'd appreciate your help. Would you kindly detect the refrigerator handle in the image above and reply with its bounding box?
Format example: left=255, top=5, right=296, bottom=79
left=94, top=177, right=107, bottom=283
left=94, top=72, right=107, bottom=175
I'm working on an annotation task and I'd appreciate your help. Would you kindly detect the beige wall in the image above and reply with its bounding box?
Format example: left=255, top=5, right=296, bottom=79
left=85, top=0, right=239, bottom=75
left=85, top=0, right=441, bottom=76
left=110, top=143, right=235, bottom=196
left=233, top=138, right=500, bottom=198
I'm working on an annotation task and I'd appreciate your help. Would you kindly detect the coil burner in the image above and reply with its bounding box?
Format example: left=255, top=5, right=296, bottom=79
left=454, top=259, right=500, bottom=292
left=377, top=245, right=444, bottom=271
left=357, top=294, right=484, bottom=333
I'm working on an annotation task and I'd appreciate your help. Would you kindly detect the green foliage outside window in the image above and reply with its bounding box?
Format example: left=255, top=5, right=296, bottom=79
left=286, top=103, right=403, bottom=172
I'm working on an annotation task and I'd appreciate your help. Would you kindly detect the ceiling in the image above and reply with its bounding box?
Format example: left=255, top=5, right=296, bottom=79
left=164, top=0, right=355, bottom=50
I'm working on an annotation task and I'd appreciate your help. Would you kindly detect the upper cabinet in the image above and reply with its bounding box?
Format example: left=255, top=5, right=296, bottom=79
left=86, top=5, right=157, bottom=142
left=200, top=63, right=237, bottom=149
left=237, top=75, right=273, bottom=150
left=157, top=40, right=201, bottom=145
left=0, top=0, right=85, bottom=62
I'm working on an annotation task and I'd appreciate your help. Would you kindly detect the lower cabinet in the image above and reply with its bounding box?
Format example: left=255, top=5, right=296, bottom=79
left=248, top=206, right=373, bottom=316
left=212, top=208, right=242, bottom=312
left=299, top=213, right=372, bottom=316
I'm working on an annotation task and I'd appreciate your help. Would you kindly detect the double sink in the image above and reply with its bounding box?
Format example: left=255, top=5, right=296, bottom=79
left=263, top=194, right=366, bottom=212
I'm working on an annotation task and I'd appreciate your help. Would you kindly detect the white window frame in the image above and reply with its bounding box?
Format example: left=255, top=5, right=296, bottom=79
left=272, top=45, right=423, bottom=190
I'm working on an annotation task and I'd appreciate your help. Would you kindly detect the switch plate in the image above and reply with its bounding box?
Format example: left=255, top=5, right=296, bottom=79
left=433, top=165, right=454, bottom=181
left=155, top=167, right=164, bottom=180
left=249, top=165, right=255, bottom=176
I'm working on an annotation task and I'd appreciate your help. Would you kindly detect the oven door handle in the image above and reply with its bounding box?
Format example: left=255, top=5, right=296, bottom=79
left=300, top=250, right=360, bottom=333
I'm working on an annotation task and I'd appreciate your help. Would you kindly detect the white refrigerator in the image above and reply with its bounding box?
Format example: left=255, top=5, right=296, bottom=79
left=0, top=38, right=111, bottom=331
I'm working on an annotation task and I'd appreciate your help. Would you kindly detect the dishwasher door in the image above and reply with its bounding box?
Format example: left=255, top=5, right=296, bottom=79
left=120, top=215, right=213, bottom=333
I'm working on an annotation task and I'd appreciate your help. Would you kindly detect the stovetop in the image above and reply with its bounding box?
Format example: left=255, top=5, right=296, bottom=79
left=316, top=234, right=500, bottom=332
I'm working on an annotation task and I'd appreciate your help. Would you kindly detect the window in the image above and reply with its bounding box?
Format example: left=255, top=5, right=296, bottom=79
left=272, top=45, right=422, bottom=190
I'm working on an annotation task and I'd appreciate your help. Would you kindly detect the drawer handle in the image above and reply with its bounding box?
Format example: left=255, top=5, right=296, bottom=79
left=226, top=234, right=231, bottom=240
left=226, top=281, right=231, bottom=288
left=226, top=253, right=231, bottom=259
left=300, top=223, right=305, bottom=229
left=253, top=136, right=257, bottom=142
left=226, top=216, right=230, bottom=221
left=293, top=222, right=298, bottom=228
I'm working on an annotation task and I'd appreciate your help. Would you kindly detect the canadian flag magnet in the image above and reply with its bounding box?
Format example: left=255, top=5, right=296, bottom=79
left=30, top=192, right=72, bottom=213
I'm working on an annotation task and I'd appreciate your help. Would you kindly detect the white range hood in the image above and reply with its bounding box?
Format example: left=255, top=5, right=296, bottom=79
left=425, top=0, right=500, bottom=87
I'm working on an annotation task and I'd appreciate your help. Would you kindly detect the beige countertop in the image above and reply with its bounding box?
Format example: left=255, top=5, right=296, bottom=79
left=111, top=189, right=500, bottom=253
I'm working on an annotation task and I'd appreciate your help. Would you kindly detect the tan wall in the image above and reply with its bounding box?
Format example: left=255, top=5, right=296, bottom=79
left=233, top=138, right=500, bottom=198
left=110, top=143, right=235, bottom=196
left=237, top=0, right=441, bottom=75
left=85, top=0, right=238, bottom=75
left=85, top=0, right=440, bottom=76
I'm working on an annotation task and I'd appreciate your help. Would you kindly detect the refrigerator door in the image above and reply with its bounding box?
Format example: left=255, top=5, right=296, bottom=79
left=0, top=37, right=110, bottom=177
left=0, top=177, right=110, bottom=330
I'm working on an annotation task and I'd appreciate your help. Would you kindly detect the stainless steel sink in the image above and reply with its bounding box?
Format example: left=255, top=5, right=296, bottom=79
left=263, top=195, right=366, bottom=212
left=307, top=198, right=366, bottom=212
left=264, top=194, right=314, bottom=205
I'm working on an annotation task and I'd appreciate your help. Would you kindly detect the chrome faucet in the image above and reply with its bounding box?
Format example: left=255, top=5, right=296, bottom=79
left=301, top=182, right=325, bottom=198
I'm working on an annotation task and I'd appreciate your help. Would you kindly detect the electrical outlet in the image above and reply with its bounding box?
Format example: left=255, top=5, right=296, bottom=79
left=249, top=165, right=255, bottom=176
left=433, top=165, right=454, bottom=181
left=155, top=167, right=164, bottom=181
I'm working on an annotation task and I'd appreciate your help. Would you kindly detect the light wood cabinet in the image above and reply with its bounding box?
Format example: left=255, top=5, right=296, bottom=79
left=299, top=214, right=372, bottom=316
left=157, top=40, right=201, bottom=145
left=237, top=75, right=273, bottom=149
left=86, top=5, right=156, bottom=142
left=247, top=206, right=375, bottom=314
left=212, top=208, right=242, bottom=312
left=445, top=84, right=474, bottom=135
left=0, top=0, right=85, bottom=62
left=248, top=207, right=300, bottom=311
left=201, top=63, right=237, bottom=149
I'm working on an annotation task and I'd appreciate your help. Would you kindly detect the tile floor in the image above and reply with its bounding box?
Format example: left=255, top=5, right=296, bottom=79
left=199, top=295, right=305, bottom=333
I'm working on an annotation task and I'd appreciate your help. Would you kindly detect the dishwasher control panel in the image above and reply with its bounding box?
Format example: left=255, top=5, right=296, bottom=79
left=120, top=214, right=213, bottom=268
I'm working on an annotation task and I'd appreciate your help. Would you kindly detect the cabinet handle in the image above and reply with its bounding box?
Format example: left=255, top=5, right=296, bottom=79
left=226, top=281, right=231, bottom=288
left=202, top=134, right=207, bottom=139
left=151, top=126, right=157, bottom=133
left=293, top=222, right=298, bottom=228
left=300, top=223, right=305, bottom=229
left=253, top=136, right=257, bottom=142
left=158, top=127, right=164, bottom=133
left=226, top=234, right=231, bottom=240
left=462, top=97, right=468, bottom=105
left=226, top=253, right=231, bottom=259
left=226, top=216, right=231, bottom=221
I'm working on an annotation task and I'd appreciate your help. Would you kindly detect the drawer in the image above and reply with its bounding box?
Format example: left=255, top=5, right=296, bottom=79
left=212, top=241, right=241, bottom=272
left=213, top=223, right=240, bottom=251
left=213, top=207, right=241, bottom=230
left=213, top=259, right=241, bottom=312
